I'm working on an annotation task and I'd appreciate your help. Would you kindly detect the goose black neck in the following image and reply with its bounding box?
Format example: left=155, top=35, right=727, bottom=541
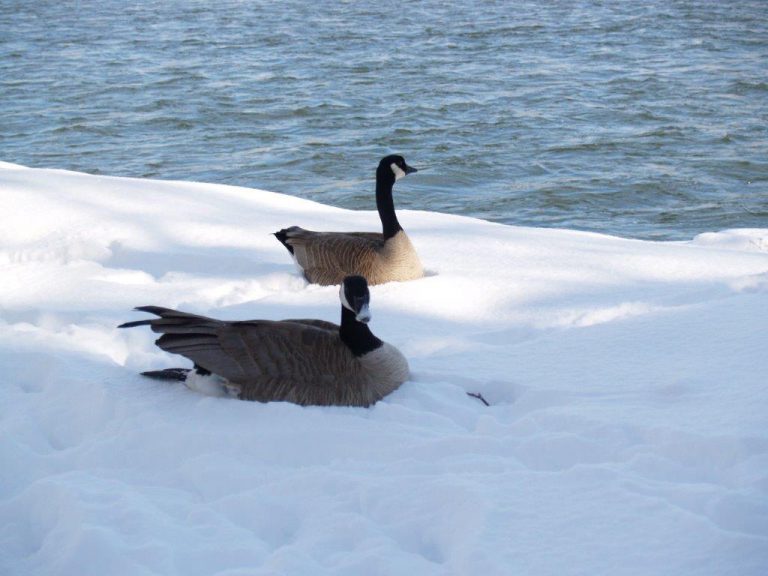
left=375, top=172, right=402, bottom=240
left=339, top=307, right=383, bottom=357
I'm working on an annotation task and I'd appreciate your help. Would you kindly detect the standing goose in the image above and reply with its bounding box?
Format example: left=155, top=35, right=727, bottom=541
left=274, top=154, right=424, bottom=286
left=119, top=276, right=409, bottom=407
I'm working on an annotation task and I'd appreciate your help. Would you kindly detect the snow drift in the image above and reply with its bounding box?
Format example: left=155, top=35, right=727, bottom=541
left=1, top=162, right=767, bottom=575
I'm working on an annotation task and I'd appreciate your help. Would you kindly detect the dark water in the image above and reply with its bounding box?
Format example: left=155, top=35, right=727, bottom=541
left=1, top=0, right=767, bottom=240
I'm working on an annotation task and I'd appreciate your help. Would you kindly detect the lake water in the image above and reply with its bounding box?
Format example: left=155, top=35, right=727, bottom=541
left=2, top=0, right=766, bottom=240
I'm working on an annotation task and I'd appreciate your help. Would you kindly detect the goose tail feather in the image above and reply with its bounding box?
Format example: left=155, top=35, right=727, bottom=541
left=141, top=368, right=191, bottom=381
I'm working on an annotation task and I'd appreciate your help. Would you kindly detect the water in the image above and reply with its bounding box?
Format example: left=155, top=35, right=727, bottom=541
left=1, top=0, right=767, bottom=240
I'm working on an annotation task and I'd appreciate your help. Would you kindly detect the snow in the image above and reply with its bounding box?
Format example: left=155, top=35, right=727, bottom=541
left=1, top=162, right=767, bottom=575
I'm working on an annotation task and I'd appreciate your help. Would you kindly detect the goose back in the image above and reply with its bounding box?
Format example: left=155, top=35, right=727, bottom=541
left=280, top=227, right=423, bottom=286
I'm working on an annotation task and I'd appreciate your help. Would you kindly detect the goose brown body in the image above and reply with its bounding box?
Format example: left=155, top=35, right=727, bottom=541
left=278, top=227, right=423, bottom=286
left=119, top=276, right=409, bottom=407
left=275, top=155, right=424, bottom=286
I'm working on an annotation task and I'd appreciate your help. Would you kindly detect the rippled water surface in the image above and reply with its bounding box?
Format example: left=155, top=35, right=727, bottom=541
left=2, top=0, right=767, bottom=239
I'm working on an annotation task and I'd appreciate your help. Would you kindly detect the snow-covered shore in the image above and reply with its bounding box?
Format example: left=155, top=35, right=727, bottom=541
left=1, top=162, right=767, bottom=575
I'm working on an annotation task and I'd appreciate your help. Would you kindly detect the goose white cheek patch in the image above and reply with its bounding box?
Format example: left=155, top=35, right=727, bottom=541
left=340, top=284, right=353, bottom=312
left=391, top=163, right=407, bottom=180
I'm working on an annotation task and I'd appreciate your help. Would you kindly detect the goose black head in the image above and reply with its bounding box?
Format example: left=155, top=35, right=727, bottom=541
left=378, top=154, right=418, bottom=182
left=340, top=275, right=372, bottom=323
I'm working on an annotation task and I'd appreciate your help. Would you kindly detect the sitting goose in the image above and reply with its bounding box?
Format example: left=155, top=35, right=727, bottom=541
left=274, top=154, right=424, bottom=286
left=119, top=276, right=409, bottom=407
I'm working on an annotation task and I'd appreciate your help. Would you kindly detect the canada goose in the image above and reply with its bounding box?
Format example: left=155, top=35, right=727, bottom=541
left=274, top=154, right=424, bottom=286
left=119, top=276, right=409, bottom=407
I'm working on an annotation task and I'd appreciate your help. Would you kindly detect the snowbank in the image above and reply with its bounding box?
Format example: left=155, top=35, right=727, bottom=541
left=1, top=163, right=767, bottom=575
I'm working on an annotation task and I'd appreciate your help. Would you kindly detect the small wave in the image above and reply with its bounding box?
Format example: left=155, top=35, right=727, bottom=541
left=49, top=124, right=114, bottom=136
left=731, top=79, right=768, bottom=93
left=546, top=140, right=623, bottom=154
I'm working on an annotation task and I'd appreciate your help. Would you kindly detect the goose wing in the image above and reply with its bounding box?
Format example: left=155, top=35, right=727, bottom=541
left=137, top=313, right=361, bottom=405
left=283, top=318, right=340, bottom=331
left=284, top=229, right=385, bottom=285
left=220, top=321, right=364, bottom=405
